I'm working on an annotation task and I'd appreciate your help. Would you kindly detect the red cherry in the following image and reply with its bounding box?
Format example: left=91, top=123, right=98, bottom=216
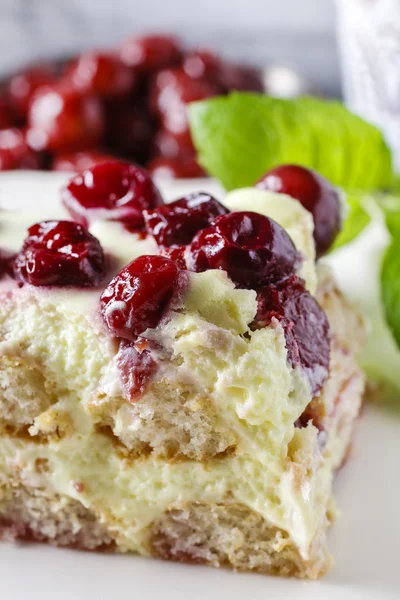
left=146, top=156, right=206, bottom=179
left=52, top=150, right=117, bottom=172
left=188, top=211, right=301, bottom=290
left=120, top=35, right=182, bottom=72
left=151, top=127, right=195, bottom=159
left=160, top=245, right=188, bottom=270
left=27, top=82, right=104, bottom=152
left=6, top=65, right=56, bottom=120
left=150, top=68, right=219, bottom=135
left=144, top=192, right=229, bottom=247
left=66, top=51, right=137, bottom=99
left=253, top=275, right=330, bottom=396
left=183, top=49, right=221, bottom=81
left=116, top=339, right=157, bottom=400
left=217, top=63, right=264, bottom=93
left=13, top=220, right=105, bottom=287
left=62, top=160, right=163, bottom=230
left=100, top=255, right=182, bottom=340
left=105, top=103, right=154, bottom=158
left=0, top=128, right=41, bottom=170
left=0, top=96, right=16, bottom=128
left=256, top=165, right=341, bottom=257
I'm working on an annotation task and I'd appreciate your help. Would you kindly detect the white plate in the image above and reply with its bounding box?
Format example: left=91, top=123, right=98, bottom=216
left=0, top=172, right=399, bottom=600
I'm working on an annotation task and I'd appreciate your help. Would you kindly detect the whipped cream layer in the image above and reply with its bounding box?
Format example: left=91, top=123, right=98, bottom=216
left=0, top=172, right=335, bottom=560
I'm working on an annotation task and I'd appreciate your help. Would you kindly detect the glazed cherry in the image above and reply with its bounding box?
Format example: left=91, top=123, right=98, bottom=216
left=120, top=35, right=182, bottom=72
left=0, top=96, right=16, bottom=128
left=6, top=65, right=56, bottom=120
left=105, top=104, right=154, bottom=158
left=66, top=51, right=136, bottom=99
left=0, top=128, right=41, bottom=170
left=52, top=150, right=116, bottom=172
left=100, top=255, right=181, bottom=341
left=256, top=165, right=341, bottom=258
left=151, top=127, right=195, bottom=159
left=27, top=82, right=104, bottom=152
left=13, top=220, right=105, bottom=287
left=146, top=156, right=205, bottom=179
left=183, top=49, right=221, bottom=81
left=150, top=68, right=219, bottom=135
left=253, top=275, right=330, bottom=396
left=144, top=192, right=229, bottom=247
left=116, top=339, right=157, bottom=400
left=161, top=245, right=188, bottom=270
left=188, top=211, right=301, bottom=290
left=62, top=160, right=163, bottom=230
left=217, top=63, right=264, bottom=93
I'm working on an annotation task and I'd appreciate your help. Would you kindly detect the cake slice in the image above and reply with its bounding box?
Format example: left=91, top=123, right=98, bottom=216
left=0, top=163, right=365, bottom=578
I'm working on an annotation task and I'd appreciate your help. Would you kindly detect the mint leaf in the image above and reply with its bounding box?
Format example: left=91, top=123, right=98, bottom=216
left=331, top=191, right=371, bottom=251
left=381, top=238, right=400, bottom=348
left=188, top=93, right=394, bottom=192
left=376, top=193, right=400, bottom=237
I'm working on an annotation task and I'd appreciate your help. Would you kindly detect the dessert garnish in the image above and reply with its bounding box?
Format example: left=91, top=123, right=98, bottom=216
left=256, top=164, right=341, bottom=257
left=188, top=211, right=301, bottom=289
left=253, top=275, right=330, bottom=395
left=143, top=191, right=228, bottom=247
left=100, top=255, right=182, bottom=340
left=62, top=160, right=163, bottom=230
left=13, top=220, right=105, bottom=287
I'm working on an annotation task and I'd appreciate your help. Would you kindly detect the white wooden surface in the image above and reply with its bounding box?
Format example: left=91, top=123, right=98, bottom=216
left=0, top=0, right=340, bottom=95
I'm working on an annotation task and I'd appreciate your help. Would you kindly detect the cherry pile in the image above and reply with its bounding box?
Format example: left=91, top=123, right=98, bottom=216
left=0, top=34, right=263, bottom=177
left=2, top=160, right=332, bottom=400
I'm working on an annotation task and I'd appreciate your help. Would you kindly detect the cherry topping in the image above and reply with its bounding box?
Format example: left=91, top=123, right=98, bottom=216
left=62, top=160, right=163, bottom=230
left=256, top=165, right=341, bottom=258
left=0, top=128, right=41, bottom=170
left=52, top=150, right=116, bottom=172
left=13, top=220, right=105, bottom=287
left=66, top=52, right=136, bottom=99
left=146, top=156, right=205, bottom=179
left=27, top=82, right=104, bottom=152
left=6, top=65, right=56, bottom=120
left=188, top=211, right=301, bottom=290
left=144, top=192, right=229, bottom=247
left=120, top=35, right=182, bottom=72
left=116, top=339, right=157, bottom=400
left=160, top=245, right=188, bottom=270
left=100, top=255, right=181, bottom=341
left=252, top=275, right=330, bottom=396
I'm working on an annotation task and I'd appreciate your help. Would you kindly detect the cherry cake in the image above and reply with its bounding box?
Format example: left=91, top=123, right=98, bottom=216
left=0, top=162, right=365, bottom=578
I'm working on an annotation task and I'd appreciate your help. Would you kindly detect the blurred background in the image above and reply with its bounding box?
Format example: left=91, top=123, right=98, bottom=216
left=0, top=0, right=398, bottom=175
left=0, top=0, right=339, bottom=95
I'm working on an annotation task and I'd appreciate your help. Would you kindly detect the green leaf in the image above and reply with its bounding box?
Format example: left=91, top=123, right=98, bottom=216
left=381, top=238, right=400, bottom=349
left=330, top=191, right=372, bottom=251
left=188, top=92, right=394, bottom=192
left=375, top=193, right=400, bottom=237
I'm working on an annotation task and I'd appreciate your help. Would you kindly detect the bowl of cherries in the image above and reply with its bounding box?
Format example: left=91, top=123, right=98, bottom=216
left=0, top=34, right=263, bottom=178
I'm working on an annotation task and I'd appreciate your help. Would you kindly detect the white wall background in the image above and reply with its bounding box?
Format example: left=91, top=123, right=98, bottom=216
left=0, top=0, right=340, bottom=95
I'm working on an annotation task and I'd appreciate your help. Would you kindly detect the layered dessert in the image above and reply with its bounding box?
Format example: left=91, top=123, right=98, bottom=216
left=0, top=161, right=365, bottom=578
